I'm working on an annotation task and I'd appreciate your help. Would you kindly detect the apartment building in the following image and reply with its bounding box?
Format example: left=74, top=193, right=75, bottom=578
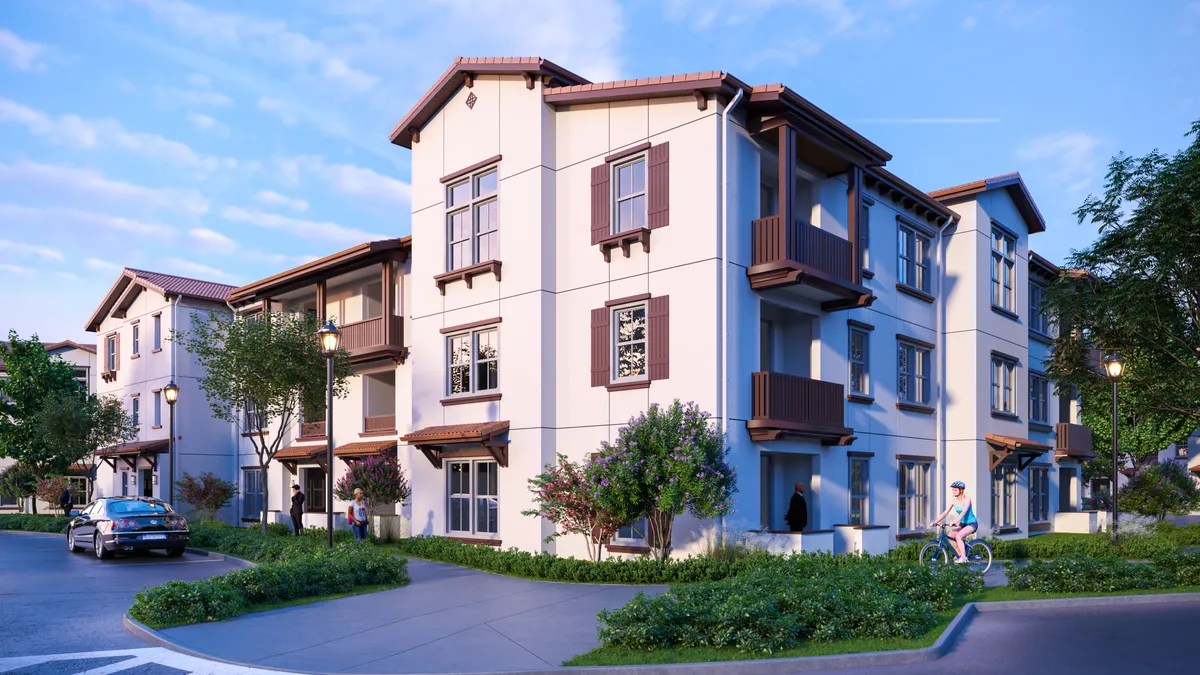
left=83, top=268, right=237, bottom=517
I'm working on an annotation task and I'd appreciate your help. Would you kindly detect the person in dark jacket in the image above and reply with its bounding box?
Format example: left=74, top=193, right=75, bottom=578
left=59, top=486, right=72, bottom=515
left=289, top=484, right=305, bottom=535
left=785, top=482, right=808, bottom=532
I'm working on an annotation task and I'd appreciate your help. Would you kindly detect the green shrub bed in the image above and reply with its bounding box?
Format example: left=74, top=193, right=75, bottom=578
left=1005, top=552, right=1200, bottom=593
left=989, top=530, right=1178, bottom=561
left=188, top=522, right=355, bottom=563
left=129, top=542, right=409, bottom=628
left=0, top=514, right=71, bottom=533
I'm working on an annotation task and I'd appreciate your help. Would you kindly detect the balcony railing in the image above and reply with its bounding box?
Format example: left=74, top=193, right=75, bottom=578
left=751, top=216, right=854, bottom=284
left=299, top=421, right=326, bottom=439
left=341, top=316, right=403, bottom=352
left=364, top=414, right=396, bottom=434
left=1055, top=423, right=1095, bottom=460
left=752, top=372, right=846, bottom=429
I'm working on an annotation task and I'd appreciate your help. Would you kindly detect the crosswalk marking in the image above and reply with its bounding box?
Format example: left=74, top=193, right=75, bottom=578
left=0, top=648, right=280, bottom=675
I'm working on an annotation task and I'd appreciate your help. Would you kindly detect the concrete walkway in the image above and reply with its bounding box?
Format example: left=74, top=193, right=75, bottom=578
left=159, top=558, right=667, bottom=673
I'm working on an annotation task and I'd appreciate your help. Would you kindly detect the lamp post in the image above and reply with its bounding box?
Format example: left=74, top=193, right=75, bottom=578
left=1103, top=353, right=1126, bottom=543
left=317, top=320, right=341, bottom=549
left=163, top=381, right=180, bottom=507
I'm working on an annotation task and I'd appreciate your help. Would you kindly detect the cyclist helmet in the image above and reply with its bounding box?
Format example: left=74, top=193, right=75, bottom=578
left=950, top=480, right=966, bottom=489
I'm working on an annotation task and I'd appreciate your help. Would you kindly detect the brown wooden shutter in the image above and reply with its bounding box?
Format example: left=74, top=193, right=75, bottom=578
left=647, top=142, right=669, bottom=229
left=648, top=295, right=669, bottom=381
left=590, top=307, right=610, bottom=387
left=114, top=333, right=121, bottom=372
left=591, top=163, right=611, bottom=245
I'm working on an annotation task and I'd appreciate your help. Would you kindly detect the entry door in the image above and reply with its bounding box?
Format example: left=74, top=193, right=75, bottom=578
left=140, top=469, right=153, bottom=498
left=1059, top=468, right=1076, bottom=512
left=120, top=472, right=128, bottom=497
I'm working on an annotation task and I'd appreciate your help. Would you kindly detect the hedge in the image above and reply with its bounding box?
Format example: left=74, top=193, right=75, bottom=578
left=0, top=514, right=71, bottom=533
left=129, top=542, right=409, bottom=628
left=188, top=522, right=355, bottom=563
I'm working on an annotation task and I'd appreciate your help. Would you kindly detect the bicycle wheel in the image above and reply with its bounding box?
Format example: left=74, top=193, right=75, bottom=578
left=919, top=541, right=947, bottom=567
left=965, top=539, right=992, bottom=575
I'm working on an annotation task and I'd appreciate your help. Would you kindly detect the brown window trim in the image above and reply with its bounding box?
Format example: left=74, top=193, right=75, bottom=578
left=606, top=543, right=651, bottom=555
left=861, top=269, right=875, bottom=279
left=151, top=388, right=162, bottom=393
left=1029, top=329, right=1053, bottom=345
left=847, top=319, right=875, bottom=331
left=990, top=218, right=1019, bottom=240
left=896, top=402, right=936, bottom=415
left=129, top=354, right=140, bottom=360
left=896, top=454, right=935, bottom=462
left=597, top=228, right=650, bottom=262
left=440, top=317, right=502, bottom=335
left=130, top=318, right=140, bottom=325
left=242, top=430, right=270, bottom=438
left=441, top=392, right=502, bottom=407
left=897, top=213, right=936, bottom=237
left=151, top=425, right=163, bottom=430
left=605, top=293, right=651, bottom=308
left=1029, top=421, right=1053, bottom=433
left=847, top=451, right=875, bottom=458
left=359, top=430, right=398, bottom=438
left=991, top=410, right=1021, bottom=422
left=130, top=392, right=140, bottom=398
left=847, top=393, right=875, bottom=405
left=448, top=536, right=502, bottom=547
left=991, top=305, right=1020, bottom=322
left=604, top=142, right=651, bottom=164
left=241, top=465, right=263, bottom=471
left=1029, top=522, right=1052, bottom=533
left=990, top=349, right=1019, bottom=364
left=896, top=283, right=935, bottom=303
left=440, top=154, right=502, bottom=184
left=606, top=380, right=650, bottom=392
left=993, top=526, right=1021, bottom=535
left=435, top=260, right=502, bottom=295
left=897, top=334, right=936, bottom=350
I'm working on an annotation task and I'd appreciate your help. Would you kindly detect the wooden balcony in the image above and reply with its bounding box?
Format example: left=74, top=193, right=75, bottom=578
left=1055, top=423, right=1096, bottom=461
left=364, top=413, right=396, bottom=435
left=747, top=371, right=855, bottom=445
left=341, top=315, right=405, bottom=364
left=747, top=216, right=873, bottom=311
left=298, top=421, right=326, bottom=440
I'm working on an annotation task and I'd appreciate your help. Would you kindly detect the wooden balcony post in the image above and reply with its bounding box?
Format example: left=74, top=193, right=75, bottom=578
left=316, top=280, right=326, bottom=324
left=847, top=166, right=863, bottom=285
left=777, top=125, right=796, bottom=242
left=381, top=259, right=394, bottom=345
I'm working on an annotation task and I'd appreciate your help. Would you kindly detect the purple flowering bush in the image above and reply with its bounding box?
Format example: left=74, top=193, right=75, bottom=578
left=588, top=400, right=737, bottom=561
left=1118, top=460, right=1200, bottom=521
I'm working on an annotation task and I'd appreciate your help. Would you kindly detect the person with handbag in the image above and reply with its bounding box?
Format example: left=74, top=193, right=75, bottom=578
left=347, top=488, right=369, bottom=540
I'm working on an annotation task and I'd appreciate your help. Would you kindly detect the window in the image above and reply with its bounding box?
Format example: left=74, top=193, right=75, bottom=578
left=613, top=303, right=648, bottom=380
left=849, top=328, right=869, bottom=395
left=991, top=356, right=1017, bottom=415
left=1029, top=373, right=1049, bottom=424
left=131, top=397, right=140, bottom=427
left=860, top=199, right=871, bottom=271
left=153, top=314, right=162, bottom=350
left=305, top=468, right=326, bottom=513
left=447, top=459, right=498, bottom=536
left=446, top=327, right=499, bottom=396
left=153, top=391, right=162, bottom=427
left=242, top=469, right=262, bottom=519
left=615, top=517, right=648, bottom=542
left=1030, top=467, right=1050, bottom=523
left=849, top=458, right=870, bottom=525
left=106, top=336, right=116, bottom=371
left=121, top=471, right=129, bottom=497
left=613, top=157, right=647, bottom=233
left=73, top=368, right=88, bottom=394
left=243, top=399, right=263, bottom=432
left=131, top=325, right=140, bottom=356
left=897, top=341, right=931, bottom=405
left=139, top=468, right=153, bottom=498
left=446, top=167, right=499, bottom=271
left=897, top=223, right=931, bottom=293
left=67, top=477, right=88, bottom=506
left=898, top=460, right=931, bottom=531
left=991, top=227, right=1017, bottom=313
left=0, top=493, right=15, bottom=507
left=991, top=465, right=1017, bottom=528
left=760, top=320, right=773, bottom=371
left=1029, top=283, right=1050, bottom=334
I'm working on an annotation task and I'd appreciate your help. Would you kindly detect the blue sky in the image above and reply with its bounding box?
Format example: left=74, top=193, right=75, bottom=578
left=1, top=0, right=1198, bottom=343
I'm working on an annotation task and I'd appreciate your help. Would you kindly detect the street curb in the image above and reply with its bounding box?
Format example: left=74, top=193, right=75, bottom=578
left=972, top=592, right=1200, bottom=612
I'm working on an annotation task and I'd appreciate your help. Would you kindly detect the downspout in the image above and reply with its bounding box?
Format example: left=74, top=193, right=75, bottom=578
left=171, top=295, right=180, bottom=505
left=226, top=299, right=240, bottom=524
left=935, top=216, right=954, bottom=517
left=721, top=86, right=745, bottom=535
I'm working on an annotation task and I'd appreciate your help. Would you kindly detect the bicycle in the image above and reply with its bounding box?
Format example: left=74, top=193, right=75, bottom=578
left=918, top=524, right=993, bottom=574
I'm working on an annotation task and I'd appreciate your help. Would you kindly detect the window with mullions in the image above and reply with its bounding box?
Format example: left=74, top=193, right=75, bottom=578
left=242, top=469, right=262, bottom=519
left=1029, top=373, right=1049, bottom=423
left=991, top=465, right=1017, bottom=528
left=991, top=227, right=1017, bottom=312
left=898, top=460, right=930, bottom=531
left=613, top=157, right=646, bottom=233
left=849, top=458, right=870, bottom=525
left=448, top=459, right=498, bottom=536
left=1029, top=282, right=1050, bottom=334
left=446, top=168, right=499, bottom=271
left=849, top=328, right=869, bottom=395
left=615, top=517, right=648, bottom=542
left=1029, top=467, right=1050, bottom=523
left=897, top=223, right=931, bottom=293
left=897, top=341, right=931, bottom=405
left=991, top=356, right=1017, bottom=415
left=447, top=327, right=499, bottom=396
left=613, top=303, right=648, bottom=380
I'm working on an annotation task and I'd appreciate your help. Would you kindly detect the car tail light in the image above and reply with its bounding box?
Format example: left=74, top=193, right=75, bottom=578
left=168, top=516, right=188, bottom=530
left=112, top=518, right=140, bottom=531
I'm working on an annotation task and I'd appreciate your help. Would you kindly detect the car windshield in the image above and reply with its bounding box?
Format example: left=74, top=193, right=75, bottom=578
left=107, top=500, right=172, bottom=515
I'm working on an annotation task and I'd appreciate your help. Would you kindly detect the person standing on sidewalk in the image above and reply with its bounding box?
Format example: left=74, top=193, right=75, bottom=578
left=289, top=484, right=305, bottom=536
left=347, top=488, right=369, bottom=540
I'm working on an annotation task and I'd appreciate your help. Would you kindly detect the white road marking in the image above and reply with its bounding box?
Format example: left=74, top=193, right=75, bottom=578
left=0, top=648, right=285, bottom=675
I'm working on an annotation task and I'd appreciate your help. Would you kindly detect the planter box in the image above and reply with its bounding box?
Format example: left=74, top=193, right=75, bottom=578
left=833, top=525, right=892, bottom=555
left=372, top=514, right=409, bottom=541
left=747, top=529, right=835, bottom=554
left=1055, top=510, right=1106, bottom=534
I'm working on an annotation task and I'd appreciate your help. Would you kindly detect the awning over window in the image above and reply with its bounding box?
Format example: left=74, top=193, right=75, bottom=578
left=98, top=439, right=169, bottom=471
left=986, top=433, right=1052, bottom=471
left=333, top=440, right=397, bottom=460
left=401, top=421, right=509, bottom=469
left=275, top=444, right=327, bottom=472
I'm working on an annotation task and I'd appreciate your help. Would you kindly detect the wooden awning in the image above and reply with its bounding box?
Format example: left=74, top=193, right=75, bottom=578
left=98, top=439, right=169, bottom=471
left=334, top=440, right=397, bottom=460
left=986, top=433, right=1052, bottom=471
left=401, top=421, right=509, bottom=469
left=275, top=444, right=327, bottom=472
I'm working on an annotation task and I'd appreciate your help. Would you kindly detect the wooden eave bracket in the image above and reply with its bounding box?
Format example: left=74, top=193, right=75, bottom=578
left=463, top=73, right=474, bottom=88
left=434, top=260, right=503, bottom=295
left=598, top=228, right=651, bottom=262
left=522, top=73, right=535, bottom=90
left=482, top=440, right=509, bottom=468
left=120, top=455, right=137, bottom=471
left=694, top=91, right=707, bottom=111
left=419, top=446, right=442, bottom=469
left=409, top=127, right=420, bottom=143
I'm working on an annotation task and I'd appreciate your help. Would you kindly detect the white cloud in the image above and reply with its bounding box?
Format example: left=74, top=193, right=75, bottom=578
left=186, top=72, right=211, bottom=87
left=0, top=28, right=46, bottom=72
left=220, top=206, right=388, bottom=246
left=163, top=257, right=236, bottom=282
left=0, top=238, right=64, bottom=262
left=0, top=203, right=175, bottom=239
left=744, top=41, right=822, bottom=69
left=257, top=96, right=297, bottom=126
left=188, top=227, right=236, bottom=254
left=255, top=190, right=308, bottom=212
left=963, top=16, right=978, bottom=29
left=154, top=85, right=233, bottom=108
left=1017, top=132, right=1101, bottom=195
left=279, top=155, right=410, bottom=207
left=0, top=263, right=34, bottom=276
left=186, top=111, right=230, bottom=137
left=0, top=162, right=209, bottom=216
left=57, top=271, right=80, bottom=281
left=666, top=0, right=858, bottom=34
left=84, top=257, right=124, bottom=273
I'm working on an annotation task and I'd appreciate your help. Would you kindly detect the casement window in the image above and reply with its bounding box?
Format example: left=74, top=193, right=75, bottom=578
left=131, top=325, right=140, bottom=356
left=121, top=471, right=129, bottom=497
left=613, top=156, right=647, bottom=234
left=153, top=314, right=162, bottom=350
left=991, top=465, right=1017, bottom=528
left=591, top=296, right=669, bottom=388
left=615, top=517, right=648, bottom=542
left=591, top=143, right=669, bottom=255
left=1029, top=283, right=1050, bottom=334
left=153, top=391, right=162, bottom=427
left=448, top=459, right=499, bottom=536
left=897, top=341, right=931, bottom=405
left=73, top=368, right=88, bottom=394
left=1029, top=372, right=1049, bottom=424
left=849, top=458, right=870, bottom=525
left=131, top=397, right=140, bottom=428
left=446, top=166, right=499, bottom=272
left=67, top=477, right=88, bottom=506
left=242, top=469, right=262, bottom=519
left=446, top=327, right=499, bottom=396
left=304, top=468, right=325, bottom=513
left=1029, top=467, right=1050, bottom=524
left=849, top=328, right=870, bottom=395
left=243, top=399, right=263, bottom=432
left=0, top=493, right=16, bottom=507
left=991, top=227, right=1017, bottom=313
left=898, top=460, right=931, bottom=531
left=105, top=335, right=118, bottom=372
left=990, top=355, right=1018, bottom=415
left=897, top=222, right=931, bottom=293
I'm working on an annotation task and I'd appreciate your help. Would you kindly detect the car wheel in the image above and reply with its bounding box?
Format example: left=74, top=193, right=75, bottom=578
left=94, top=534, right=113, bottom=560
left=167, top=547, right=185, bottom=557
left=68, top=530, right=83, bottom=553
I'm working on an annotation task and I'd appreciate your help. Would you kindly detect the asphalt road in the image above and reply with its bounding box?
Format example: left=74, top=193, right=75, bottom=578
left=0, top=530, right=244, bottom=658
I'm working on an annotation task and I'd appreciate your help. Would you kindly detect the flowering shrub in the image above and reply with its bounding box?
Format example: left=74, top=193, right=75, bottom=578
left=1118, top=460, right=1200, bottom=521
left=175, top=472, right=239, bottom=522
left=33, top=476, right=70, bottom=514
left=588, top=400, right=737, bottom=561
left=333, top=454, right=411, bottom=516
left=523, top=454, right=621, bottom=562
left=1005, top=554, right=1177, bottom=593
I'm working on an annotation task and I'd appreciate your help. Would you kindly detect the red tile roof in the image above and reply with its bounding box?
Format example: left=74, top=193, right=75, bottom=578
left=333, top=440, right=398, bottom=458
left=928, top=172, right=1046, bottom=234
left=401, top=421, right=509, bottom=445
left=126, top=268, right=236, bottom=302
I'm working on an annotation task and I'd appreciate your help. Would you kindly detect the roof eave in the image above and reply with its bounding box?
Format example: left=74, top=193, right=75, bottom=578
left=229, top=238, right=411, bottom=303
left=750, top=86, right=892, bottom=165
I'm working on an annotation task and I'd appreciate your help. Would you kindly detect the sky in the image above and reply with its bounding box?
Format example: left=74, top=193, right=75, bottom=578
left=1, top=0, right=1198, bottom=344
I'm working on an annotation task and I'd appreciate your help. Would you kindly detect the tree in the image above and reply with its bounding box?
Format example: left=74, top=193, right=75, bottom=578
left=523, top=453, right=621, bottom=562
left=1118, top=460, right=1200, bottom=521
left=34, top=476, right=70, bottom=515
left=333, top=454, right=410, bottom=517
left=0, top=462, right=38, bottom=512
left=176, top=311, right=351, bottom=534
left=36, top=394, right=139, bottom=501
left=1045, top=119, right=1200, bottom=429
left=175, top=472, right=239, bottom=522
left=588, top=400, right=738, bottom=561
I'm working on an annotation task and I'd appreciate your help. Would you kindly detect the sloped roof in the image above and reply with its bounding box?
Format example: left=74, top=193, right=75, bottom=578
left=333, top=440, right=397, bottom=458
left=0, top=340, right=96, bottom=371
left=401, top=421, right=509, bottom=446
left=85, top=268, right=236, bottom=333
left=229, top=237, right=411, bottom=304
left=928, top=172, right=1047, bottom=234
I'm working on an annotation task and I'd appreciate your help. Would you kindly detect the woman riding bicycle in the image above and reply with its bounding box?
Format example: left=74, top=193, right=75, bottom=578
left=931, top=480, right=976, bottom=563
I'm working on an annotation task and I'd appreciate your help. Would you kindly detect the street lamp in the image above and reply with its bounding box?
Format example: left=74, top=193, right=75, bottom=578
left=163, top=381, right=180, bottom=508
left=317, top=320, right=341, bottom=548
left=1103, top=352, right=1126, bottom=543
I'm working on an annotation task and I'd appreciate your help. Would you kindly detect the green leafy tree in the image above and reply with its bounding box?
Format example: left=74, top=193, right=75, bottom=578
left=1118, top=461, right=1200, bottom=521
left=524, top=453, right=621, bottom=562
left=588, top=400, right=738, bottom=561
left=33, top=475, right=70, bottom=515
left=36, top=394, right=139, bottom=501
left=175, top=472, right=239, bottom=522
left=1045, top=120, right=1200, bottom=429
left=0, top=462, right=38, bottom=512
left=175, top=311, right=351, bottom=534
left=334, top=454, right=411, bottom=517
